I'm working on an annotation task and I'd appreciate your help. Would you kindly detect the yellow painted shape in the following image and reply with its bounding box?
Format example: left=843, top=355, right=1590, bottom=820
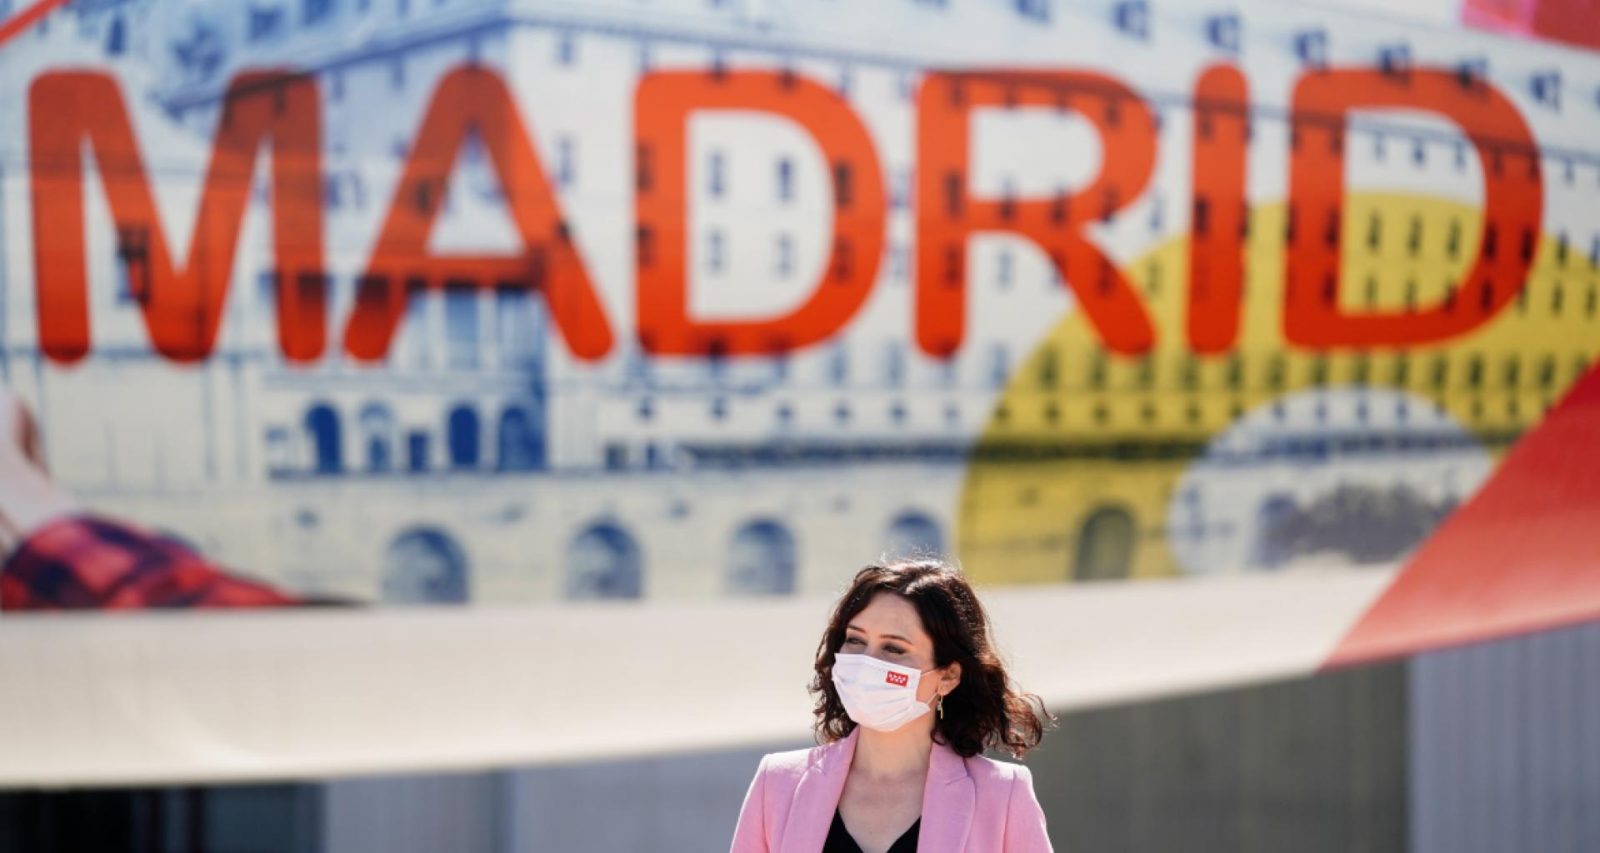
left=957, top=193, right=1600, bottom=586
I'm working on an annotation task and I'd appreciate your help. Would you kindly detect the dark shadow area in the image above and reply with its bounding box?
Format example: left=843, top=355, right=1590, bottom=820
left=0, top=784, right=320, bottom=853
left=1024, top=660, right=1408, bottom=853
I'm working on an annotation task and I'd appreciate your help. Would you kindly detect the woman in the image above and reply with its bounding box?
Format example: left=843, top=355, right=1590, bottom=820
left=731, top=559, right=1056, bottom=852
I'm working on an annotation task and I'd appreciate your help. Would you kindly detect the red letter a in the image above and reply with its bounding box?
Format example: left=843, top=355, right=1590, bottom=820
left=344, top=67, right=612, bottom=362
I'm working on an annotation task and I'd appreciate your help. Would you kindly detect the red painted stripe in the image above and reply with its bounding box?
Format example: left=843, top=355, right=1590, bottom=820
left=1464, top=0, right=1600, bottom=51
left=0, top=0, right=71, bottom=50
left=1323, top=362, right=1600, bottom=669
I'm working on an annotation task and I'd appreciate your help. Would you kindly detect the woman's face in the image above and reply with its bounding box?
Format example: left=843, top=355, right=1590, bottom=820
left=839, top=592, right=954, bottom=703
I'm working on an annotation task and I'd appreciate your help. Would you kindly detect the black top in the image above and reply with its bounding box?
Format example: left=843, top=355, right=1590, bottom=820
left=823, top=808, right=920, bottom=853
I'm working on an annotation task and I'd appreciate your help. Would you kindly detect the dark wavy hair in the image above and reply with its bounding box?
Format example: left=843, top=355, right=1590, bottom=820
left=808, top=559, right=1055, bottom=759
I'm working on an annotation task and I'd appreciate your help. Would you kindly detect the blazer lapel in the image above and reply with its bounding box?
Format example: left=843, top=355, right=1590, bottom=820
left=778, top=728, right=858, bottom=853
left=916, top=738, right=975, bottom=853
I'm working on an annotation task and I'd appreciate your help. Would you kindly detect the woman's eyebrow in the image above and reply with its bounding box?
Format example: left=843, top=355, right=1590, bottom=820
left=845, top=623, right=912, bottom=643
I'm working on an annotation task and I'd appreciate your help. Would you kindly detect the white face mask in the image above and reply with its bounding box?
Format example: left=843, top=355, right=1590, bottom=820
left=830, top=653, right=938, bottom=732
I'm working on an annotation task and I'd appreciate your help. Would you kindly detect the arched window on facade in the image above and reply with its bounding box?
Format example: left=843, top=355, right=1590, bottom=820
left=726, top=519, right=798, bottom=596
left=1251, top=493, right=1302, bottom=569
left=497, top=405, right=544, bottom=472
left=265, top=426, right=292, bottom=476
left=359, top=402, right=396, bottom=473
left=304, top=403, right=342, bottom=475
left=106, top=16, right=126, bottom=55
left=566, top=521, right=644, bottom=600
left=447, top=404, right=480, bottom=469
left=382, top=527, right=471, bottom=604
left=884, top=511, right=945, bottom=560
left=1072, top=505, right=1136, bottom=581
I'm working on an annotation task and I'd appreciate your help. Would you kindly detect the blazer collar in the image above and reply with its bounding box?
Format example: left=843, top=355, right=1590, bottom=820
left=777, top=728, right=857, bottom=853
left=779, top=727, right=974, bottom=853
left=918, top=734, right=976, bottom=853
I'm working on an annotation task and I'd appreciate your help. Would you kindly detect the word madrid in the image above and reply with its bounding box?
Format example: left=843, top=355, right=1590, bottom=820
left=27, top=62, right=1539, bottom=365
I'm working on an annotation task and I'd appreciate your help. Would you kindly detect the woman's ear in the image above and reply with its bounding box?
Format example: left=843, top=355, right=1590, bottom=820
left=940, top=661, right=962, bottom=694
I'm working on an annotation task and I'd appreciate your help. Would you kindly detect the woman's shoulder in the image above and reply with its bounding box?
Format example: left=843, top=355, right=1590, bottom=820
left=962, top=752, right=1036, bottom=788
left=755, top=736, right=844, bottom=781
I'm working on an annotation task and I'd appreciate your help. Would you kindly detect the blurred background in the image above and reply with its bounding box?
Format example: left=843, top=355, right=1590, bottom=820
left=1, top=0, right=1597, bottom=850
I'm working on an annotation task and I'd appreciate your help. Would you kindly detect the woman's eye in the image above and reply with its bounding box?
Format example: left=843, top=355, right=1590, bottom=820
left=843, top=637, right=864, bottom=646
left=885, top=646, right=906, bottom=655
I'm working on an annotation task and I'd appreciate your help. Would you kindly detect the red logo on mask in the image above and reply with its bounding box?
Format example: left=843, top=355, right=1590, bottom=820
left=885, top=672, right=909, bottom=687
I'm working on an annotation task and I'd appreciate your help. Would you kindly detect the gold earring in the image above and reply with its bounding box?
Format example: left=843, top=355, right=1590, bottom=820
left=937, top=694, right=945, bottom=719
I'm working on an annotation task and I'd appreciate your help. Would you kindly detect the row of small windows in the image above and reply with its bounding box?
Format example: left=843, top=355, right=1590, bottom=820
left=990, top=396, right=1550, bottom=432
left=1008, top=350, right=1594, bottom=394
left=699, top=230, right=800, bottom=278
left=135, top=0, right=1592, bottom=123
left=1296, top=275, right=1600, bottom=320
left=157, top=30, right=1600, bottom=233
left=640, top=395, right=1472, bottom=432
left=130, top=264, right=1594, bottom=406
left=700, top=152, right=894, bottom=207
left=308, top=137, right=1600, bottom=267
left=234, top=490, right=1448, bottom=603
left=629, top=396, right=974, bottom=428
left=631, top=402, right=1537, bottom=453
left=623, top=342, right=951, bottom=389
left=229, top=485, right=1461, bottom=597
left=236, top=272, right=544, bottom=368
left=292, top=400, right=545, bottom=476
left=248, top=0, right=438, bottom=44
left=614, top=342, right=1587, bottom=412
left=628, top=340, right=1592, bottom=399
left=126, top=237, right=1600, bottom=337
left=249, top=0, right=341, bottom=41
left=378, top=511, right=946, bottom=604
left=626, top=392, right=1541, bottom=433
left=242, top=255, right=1600, bottom=309
left=653, top=229, right=1600, bottom=298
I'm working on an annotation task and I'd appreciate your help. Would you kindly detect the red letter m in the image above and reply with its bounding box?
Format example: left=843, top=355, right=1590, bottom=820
left=29, top=71, right=326, bottom=363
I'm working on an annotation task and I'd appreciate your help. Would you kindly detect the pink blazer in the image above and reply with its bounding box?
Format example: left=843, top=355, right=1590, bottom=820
left=730, top=728, right=1053, bottom=852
